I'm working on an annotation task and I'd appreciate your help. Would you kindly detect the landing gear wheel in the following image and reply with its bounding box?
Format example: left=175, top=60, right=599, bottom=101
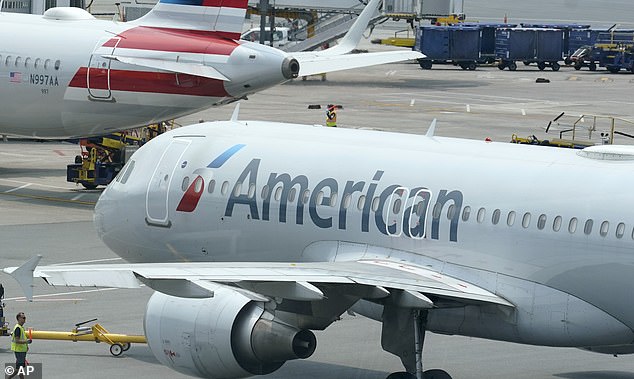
left=121, top=342, right=131, bottom=351
left=423, top=369, right=453, bottom=379
left=110, top=343, right=123, bottom=357
left=386, top=372, right=415, bottom=379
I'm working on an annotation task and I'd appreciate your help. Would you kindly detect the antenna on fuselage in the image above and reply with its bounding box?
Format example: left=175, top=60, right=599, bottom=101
left=425, top=119, right=437, bottom=137
left=230, top=103, right=240, bottom=122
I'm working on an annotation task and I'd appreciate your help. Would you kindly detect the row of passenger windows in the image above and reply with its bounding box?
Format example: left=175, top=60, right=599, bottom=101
left=0, top=55, right=60, bottom=71
left=455, top=205, right=630, bottom=239
left=180, top=176, right=629, bottom=240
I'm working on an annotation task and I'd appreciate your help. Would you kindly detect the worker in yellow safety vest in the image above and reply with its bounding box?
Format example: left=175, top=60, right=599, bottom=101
left=8, top=312, right=30, bottom=379
left=326, top=104, right=337, bottom=127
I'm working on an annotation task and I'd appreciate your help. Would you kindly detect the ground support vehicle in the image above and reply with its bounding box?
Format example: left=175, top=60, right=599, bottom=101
left=495, top=28, right=564, bottom=71
left=67, top=124, right=168, bottom=189
left=414, top=25, right=481, bottom=70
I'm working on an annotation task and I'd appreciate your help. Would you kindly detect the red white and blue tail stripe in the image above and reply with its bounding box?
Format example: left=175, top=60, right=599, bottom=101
left=133, top=0, right=248, bottom=39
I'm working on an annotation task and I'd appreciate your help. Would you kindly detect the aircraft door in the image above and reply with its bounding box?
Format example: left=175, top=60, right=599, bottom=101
left=87, top=37, right=120, bottom=100
left=146, top=139, right=192, bottom=227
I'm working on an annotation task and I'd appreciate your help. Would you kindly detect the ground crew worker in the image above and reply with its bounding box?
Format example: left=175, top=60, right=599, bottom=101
left=326, top=104, right=337, bottom=127
left=9, top=312, right=30, bottom=379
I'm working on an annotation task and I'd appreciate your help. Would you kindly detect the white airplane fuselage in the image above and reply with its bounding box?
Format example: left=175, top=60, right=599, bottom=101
left=95, top=120, right=634, bottom=352
left=0, top=11, right=293, bottom=137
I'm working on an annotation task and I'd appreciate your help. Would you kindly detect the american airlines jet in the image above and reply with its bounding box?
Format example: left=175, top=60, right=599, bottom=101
left=6, top=112, right=634, bottom=379
left=0, top=0, right=421, bottom=138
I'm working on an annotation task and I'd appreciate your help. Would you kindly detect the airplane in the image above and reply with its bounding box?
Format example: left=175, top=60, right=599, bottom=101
left=0, top=0, right=422, bottom=138
left=6, top=109, right=634, bottom=379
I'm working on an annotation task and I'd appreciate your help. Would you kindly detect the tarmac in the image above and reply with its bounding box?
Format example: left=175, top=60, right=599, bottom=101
left=2, top=31, right=634, bottom=379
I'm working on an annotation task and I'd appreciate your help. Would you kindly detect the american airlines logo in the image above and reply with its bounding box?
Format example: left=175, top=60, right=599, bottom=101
left=177, top=145, right=463, bottom=242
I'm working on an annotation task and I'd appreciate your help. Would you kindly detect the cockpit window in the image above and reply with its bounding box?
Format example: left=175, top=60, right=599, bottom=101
left=119, top=159, right=135, bottom=184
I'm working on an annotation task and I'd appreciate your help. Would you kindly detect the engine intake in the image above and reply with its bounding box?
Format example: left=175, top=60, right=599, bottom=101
left=144, top=289, right=316, bottom=379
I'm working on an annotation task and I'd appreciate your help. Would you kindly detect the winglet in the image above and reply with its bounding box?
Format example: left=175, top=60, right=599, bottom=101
left=425, top=119, right=437, bottom=137
left=320, top=0, right=381, bottom=56
left=4, top=255, right=42, bottom=302
left=230, top=103, right=240, bottom=122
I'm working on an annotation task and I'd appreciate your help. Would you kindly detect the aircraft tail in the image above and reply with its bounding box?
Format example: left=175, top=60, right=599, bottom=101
left=132, top=0, right=248, bottom=39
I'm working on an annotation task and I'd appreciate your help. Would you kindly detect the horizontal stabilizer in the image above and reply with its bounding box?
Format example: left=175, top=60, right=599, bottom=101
left=295, top=51, right=424, bottom=77
left=104, top=55, right=230, bottom=81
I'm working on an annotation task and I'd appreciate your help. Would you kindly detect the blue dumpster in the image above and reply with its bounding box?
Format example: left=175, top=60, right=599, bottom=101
left=415, top=25, right=481, bottom=70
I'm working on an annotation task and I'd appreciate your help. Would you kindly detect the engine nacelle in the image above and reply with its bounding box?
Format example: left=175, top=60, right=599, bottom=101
left=144, top=289, right=317, bottom=379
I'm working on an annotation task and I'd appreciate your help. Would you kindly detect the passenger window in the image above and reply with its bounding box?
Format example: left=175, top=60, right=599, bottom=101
left=207, top=179, right=216, bottom=194
left=288, top=187, right=296, bottom=202
left=34, top=58, right=41, bottom=69
left=569, top=217, right=578, bottom=234
left=24, top=57, right=31, bottom=68
left=274, top=186, right=283, bottom=201
left=537, top=214, right=547, bottom=230
left=599, top=221, right=609, bottom=237
left=357, top=195, right=366, bottom=210
left=553, top=216, right=562, bottom=232
left=329, top=192, right=338, bottom=207
left=507, top=211, right=516, bottom=227
left=302, top=189, right=310, bottom=204
left=342, top=194, right=351, bottom=209
left=315, top=190, right=324, bottom=205
left=492, top=209, right=500, bottom=225
left=616, top=222, right=625, bottom=239
left=461, top=206, right=471, bottom=222
left=54, top=59, right=61, bottom=70
left=372, top=196, right=380, bottom=212
left=248, top=183, right=256, bottom=198
left=44, top=59, right=51, bottom=70
left=393, top=198, right=402, bottom=214
left=447, top=204, right=455, bottom=219
left=261, top=185, right=269, bottom=199
left=476, top=207, right=486, bottom=223
left=233, top=182, right=242, bottom=196
left=433, top=203, right=442, bottom=219
left=522, top=212, right=531, bottom=228
left=584, top=219, right=593, bottom=235
left=221, top=181, right=229, bottom=195
left=14, top=57, right=21, bottom=67
left=5, top=56, right=12, bottom=66
left=181, top=176, right=190, bottom=192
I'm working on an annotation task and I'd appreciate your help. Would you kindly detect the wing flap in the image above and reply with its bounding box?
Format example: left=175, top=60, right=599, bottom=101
left=5, top=258, right=512, bottom=307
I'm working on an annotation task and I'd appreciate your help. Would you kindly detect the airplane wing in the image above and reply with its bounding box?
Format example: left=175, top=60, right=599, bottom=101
left=292, top=50, right=425, bottom=77
left=103, top=55, right=230, bottom=81
left=4, top=256, right=513, bottom=309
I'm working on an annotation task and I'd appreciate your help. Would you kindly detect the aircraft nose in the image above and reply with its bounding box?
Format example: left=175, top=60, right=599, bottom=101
left=94, top=184, right=118, bottom=243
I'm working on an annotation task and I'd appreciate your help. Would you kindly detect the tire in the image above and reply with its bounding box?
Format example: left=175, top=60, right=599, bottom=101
left=110, top=343, right=123, bottom=357
left=121, top=342, right=131, bottom=351
left=608, top=66, right=620, bottom=74
left=537, top=62, right=546, bottom=70
left=424, top=369, right=453, bottom=379
left=508, top=62, right=517, bottom=71
left=574, top=63, right=582, bottom=70
left=386, top=372, right=415, bottom=379
left=468, top=62, right=477, bottom=70
left=523, top=61, right=531, bottom=66
left=497, top=63, right=506, bottom=70
left=419, top=60, right=432, bottom=69
left=564, top=57, right=573, bottom=65
left=459, top=63, right=468, bottom=70
left=552, top=62, right=560, bottom=71
left=81, top=182, right=98, bottom=190
left=589, top=62, right=597, bottom=71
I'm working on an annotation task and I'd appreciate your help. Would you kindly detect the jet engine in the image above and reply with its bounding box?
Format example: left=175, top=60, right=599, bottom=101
left=144, top=288, right=317, bottom=379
